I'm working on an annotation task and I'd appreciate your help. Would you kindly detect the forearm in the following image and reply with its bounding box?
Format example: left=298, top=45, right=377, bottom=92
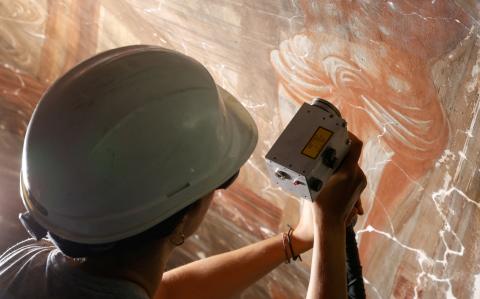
left=158, top=234, right=310, bottom=299
left=306, top=218, right=347, bottom=299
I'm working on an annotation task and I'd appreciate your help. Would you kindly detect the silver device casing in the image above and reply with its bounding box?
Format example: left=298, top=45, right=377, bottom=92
left=265, top=99, right=350, bottom=201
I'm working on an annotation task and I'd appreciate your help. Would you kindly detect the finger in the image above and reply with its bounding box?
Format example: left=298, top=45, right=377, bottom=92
left=348, top=171, right=366, bottom=211
left=355, top=199, right=364, bottom=215
left=347, top=132, right=363, bottom=164
left=301, top=199, right=313, bottom=217
left=338, top=132, right=363, bottom=174
left=346, top=207, right=356, bottom=224
left=346, top=208, right=358, bottom=226
left=357, top=167, right=367, bottom=191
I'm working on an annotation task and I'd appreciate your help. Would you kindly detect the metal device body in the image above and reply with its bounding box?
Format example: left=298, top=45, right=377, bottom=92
left=265, top=98, right=350, bottom=201
left=265, top=98, right=366, bottom=299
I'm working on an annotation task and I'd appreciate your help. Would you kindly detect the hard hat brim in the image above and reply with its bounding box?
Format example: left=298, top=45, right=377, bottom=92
left=215, top=85, right=258, bottom=183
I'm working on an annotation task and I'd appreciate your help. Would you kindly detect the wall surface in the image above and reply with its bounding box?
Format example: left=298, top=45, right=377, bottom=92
left=1, top=1, right=480, bottom=298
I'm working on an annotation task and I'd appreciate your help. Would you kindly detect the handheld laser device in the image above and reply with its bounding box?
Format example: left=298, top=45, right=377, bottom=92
left=265, top=98, right=365, bottom=299
left=265, top=98, right=351, bottom=200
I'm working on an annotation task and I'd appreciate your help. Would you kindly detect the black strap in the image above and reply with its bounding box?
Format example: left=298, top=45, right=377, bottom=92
left=346, top=225, right=366, bottom=299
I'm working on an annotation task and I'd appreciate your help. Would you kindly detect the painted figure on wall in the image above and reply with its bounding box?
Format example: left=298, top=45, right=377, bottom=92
left=1, top=0, right=478, bottom=297
left=271, top=0, right=469, bottom=257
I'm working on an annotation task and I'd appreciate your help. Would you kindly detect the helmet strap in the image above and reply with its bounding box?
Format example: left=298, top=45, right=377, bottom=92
left=19, top=212, right=48, bottom=240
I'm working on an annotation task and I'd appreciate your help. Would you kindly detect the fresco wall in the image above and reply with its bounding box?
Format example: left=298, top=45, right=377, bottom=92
left=1, top=0, right=479, bottom=298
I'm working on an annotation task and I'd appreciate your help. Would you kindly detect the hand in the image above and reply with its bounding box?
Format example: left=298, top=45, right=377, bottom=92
left=346, top=199, right=364, bottom=227
left=312, top=132, right=367, bottom=226
left=292, top=200, right=315, bottom=251
left=293, top=199, right=364, bottom=250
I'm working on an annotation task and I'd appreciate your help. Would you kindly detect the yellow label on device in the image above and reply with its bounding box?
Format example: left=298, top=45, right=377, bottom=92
left=302, top=127, right=333, bottom=159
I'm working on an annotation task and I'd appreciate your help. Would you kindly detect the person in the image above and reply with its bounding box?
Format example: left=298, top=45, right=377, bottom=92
left=0, top=45, right=366, bottom=299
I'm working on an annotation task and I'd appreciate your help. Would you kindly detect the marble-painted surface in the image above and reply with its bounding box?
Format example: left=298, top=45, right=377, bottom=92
left=1, top=1, right=479, bottom=298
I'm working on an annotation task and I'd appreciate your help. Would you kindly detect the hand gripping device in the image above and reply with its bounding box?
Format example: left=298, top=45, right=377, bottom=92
left=265, top=98, right=366, bottom=299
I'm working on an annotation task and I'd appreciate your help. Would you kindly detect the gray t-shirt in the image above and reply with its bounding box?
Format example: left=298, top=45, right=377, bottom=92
left=0, top=239, right=149, bottom=299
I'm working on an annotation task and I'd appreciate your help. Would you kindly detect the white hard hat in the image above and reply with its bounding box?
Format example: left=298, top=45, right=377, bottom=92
left=19, top=45, right=258, bottom=244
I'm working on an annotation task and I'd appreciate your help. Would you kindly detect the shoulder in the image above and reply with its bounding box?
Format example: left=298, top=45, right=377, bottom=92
left=0, top=239, right=55, bottom=298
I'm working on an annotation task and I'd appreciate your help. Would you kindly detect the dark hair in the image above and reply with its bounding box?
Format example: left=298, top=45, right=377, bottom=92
left=50, top=171, right=239, bottom=258
left=49, top=202, right=195, bottom=258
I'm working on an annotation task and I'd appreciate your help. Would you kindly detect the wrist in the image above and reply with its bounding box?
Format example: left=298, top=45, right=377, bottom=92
left=312, top=205, right=346, bottom=229
left=291, top=230, right=313, bottom=254
left=313, top=216, right=346, bottom=235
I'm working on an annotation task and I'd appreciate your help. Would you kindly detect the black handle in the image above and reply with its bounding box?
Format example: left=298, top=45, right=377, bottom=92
left=346, top=225, right=366, bottom=299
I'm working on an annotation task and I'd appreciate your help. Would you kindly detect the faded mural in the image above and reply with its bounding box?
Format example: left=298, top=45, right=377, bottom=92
left=0, top=1, right=480, bottom=298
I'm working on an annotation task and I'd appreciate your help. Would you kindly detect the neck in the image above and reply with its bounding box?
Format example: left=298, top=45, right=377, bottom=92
left=76, top=239, right=177, bottom=298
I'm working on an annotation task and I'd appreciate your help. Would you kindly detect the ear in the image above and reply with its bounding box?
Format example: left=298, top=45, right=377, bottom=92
left=169, top=216, right=187, bottom=246
left=180, top=193, right=215, bottom=237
